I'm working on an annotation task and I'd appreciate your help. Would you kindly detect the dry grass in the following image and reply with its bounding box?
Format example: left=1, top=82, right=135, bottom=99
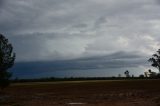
left=0, top=79, right=160, bottom=106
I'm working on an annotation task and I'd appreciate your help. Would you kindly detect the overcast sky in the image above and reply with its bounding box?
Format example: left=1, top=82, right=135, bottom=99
left=1, top=0, right=160, bottom=78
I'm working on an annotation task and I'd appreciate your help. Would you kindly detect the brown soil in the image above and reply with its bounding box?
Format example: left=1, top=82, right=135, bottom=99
left=0, top=80, right=160, bottom=106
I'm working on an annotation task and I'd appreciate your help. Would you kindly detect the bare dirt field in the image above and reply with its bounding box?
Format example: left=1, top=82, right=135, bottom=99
left=1, top=79, right=160, bottom=106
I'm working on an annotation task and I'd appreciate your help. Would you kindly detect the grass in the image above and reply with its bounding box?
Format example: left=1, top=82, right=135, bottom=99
left=1, top=79, right=160, bottom=106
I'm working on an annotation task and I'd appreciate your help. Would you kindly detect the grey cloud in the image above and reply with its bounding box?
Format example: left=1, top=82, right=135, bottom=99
left=1, top=0, right=159, bottom=78
left=11, top=51, right=148, bottom=76
left=0, top=0, right=159, bottom=34
left=8, top=32, right=93, bottom=62
left=72, top=23, right=88, bottom=29
left=0, top=0, right=4, bottom=7
left=0, top=0, right=160, bottom=63
left=156, top=0, right=160, bottom=4
left=0, top=0, right=82, bottom=34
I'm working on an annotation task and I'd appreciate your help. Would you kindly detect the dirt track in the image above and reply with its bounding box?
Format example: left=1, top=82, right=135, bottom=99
left=1, top=80, right=160, bottom=106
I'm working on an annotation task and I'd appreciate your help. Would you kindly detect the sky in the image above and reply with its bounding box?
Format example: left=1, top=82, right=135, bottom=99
left=0, top=0, right=160, bottom=78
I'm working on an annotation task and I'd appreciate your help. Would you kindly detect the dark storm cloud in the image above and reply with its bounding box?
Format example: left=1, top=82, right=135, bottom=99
left=0, top=0, right=89, bottom=34
left=12, top=51, right=147, bottom=73
left=0, top=0, right=4, bottom=7
left=156, top=0, right=160, bottom=4
left=1, top=0, right=160, bottom=75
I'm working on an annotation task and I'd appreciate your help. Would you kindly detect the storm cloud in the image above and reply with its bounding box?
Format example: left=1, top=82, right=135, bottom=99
left=1, top=0, right=160, bottom=77
left=11, top=51, right=148, bottom=78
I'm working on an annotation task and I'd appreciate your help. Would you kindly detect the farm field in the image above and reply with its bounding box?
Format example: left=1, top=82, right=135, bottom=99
left=1, top=79, right=160, bottom=106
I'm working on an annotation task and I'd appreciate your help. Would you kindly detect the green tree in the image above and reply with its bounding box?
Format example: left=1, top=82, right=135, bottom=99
left=148, top=49, right=160, bottom=73
left=124, top=70, right=130, bottom=77
left=0, top=34, right=15, bottom=89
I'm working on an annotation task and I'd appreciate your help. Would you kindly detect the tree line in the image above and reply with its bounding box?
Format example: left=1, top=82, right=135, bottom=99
left=0, top=33, right=160, bottom=89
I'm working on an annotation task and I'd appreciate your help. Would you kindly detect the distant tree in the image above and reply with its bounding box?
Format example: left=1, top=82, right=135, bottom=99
left=131, top=74, right=134, bottom=78
left=0, top=34, right=15, bottom=89
left=118, top=74, right=121, bottom=78
left=148, top=49, right=160, bottom=73
left=139, top=74, right=144, bottom=78
left=124, top=70, right=130, bottom=77
left=157, top=73, right=160, bottom=78
left=148, top=69, right=157, bottom=78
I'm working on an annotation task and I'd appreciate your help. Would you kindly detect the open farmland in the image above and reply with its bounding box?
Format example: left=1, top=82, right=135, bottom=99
left=1, top=80, right=160, bottom=106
